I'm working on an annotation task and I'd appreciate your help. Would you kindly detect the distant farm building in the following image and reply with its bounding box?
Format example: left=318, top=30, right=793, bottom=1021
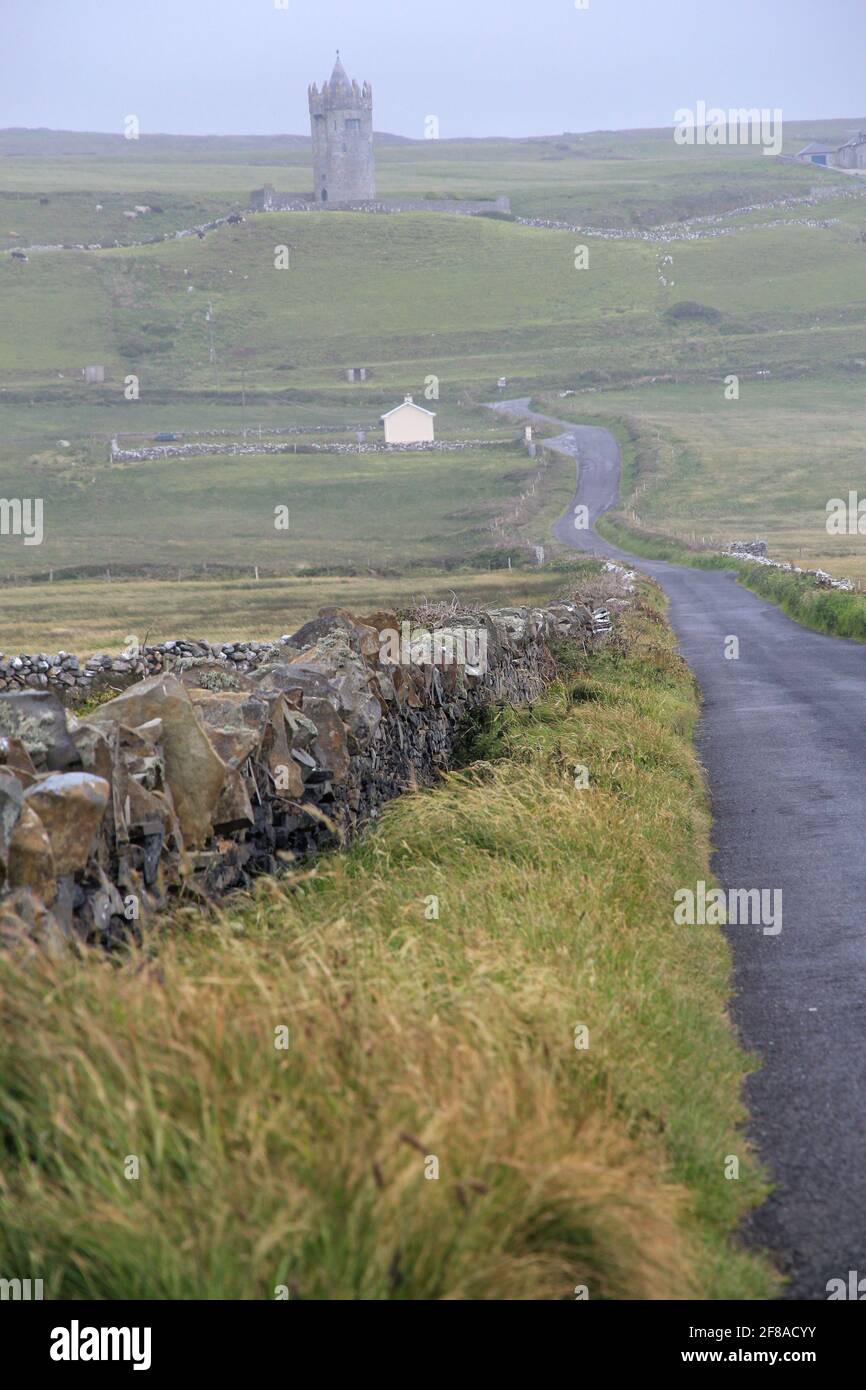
left=381, top=395, right=436, bottom=445
left=84, top=365, right=105, bottom=384
left=796, top=132, right=866, bottom=168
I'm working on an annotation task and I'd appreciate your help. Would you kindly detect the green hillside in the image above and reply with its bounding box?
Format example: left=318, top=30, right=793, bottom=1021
left=3, top=203, right=866, bottom=396
left=2, top=122, right=866, bottom=607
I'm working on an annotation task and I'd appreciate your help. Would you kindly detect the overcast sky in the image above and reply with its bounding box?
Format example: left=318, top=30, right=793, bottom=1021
left=1, top=0, right=864, bottom=139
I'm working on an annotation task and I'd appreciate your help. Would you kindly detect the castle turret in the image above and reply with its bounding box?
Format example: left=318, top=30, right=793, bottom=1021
left=308, top=52, right=375, bottom=204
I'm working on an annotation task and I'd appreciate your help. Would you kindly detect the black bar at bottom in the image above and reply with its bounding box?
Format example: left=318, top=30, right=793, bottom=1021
left=2, top=1297, right=860, bottom=1374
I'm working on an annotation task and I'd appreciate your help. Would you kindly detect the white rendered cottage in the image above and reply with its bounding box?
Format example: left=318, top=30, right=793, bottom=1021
left=381, top=395, right=436, bottom=445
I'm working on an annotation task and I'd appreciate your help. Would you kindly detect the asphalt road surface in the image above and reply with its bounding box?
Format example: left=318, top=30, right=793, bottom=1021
left=493, top=400, right=866, bottom=1301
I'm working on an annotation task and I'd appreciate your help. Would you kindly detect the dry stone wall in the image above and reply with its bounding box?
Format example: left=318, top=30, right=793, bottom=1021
left=723, top=541, right=856, bottom=591
left=0, top=596, right=599, bottom=950
left=0, top=640, right=279, bottom=701
left=250, top=192, right=511, bottom=216
left=109, top=438, right=505, bottom=463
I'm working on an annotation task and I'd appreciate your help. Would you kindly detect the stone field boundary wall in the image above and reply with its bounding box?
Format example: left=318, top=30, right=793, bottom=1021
left=0, top=586, right=628, bottom=949
left=1, top=638, right=286, bottom=702
left=108, top=438, right=507, bottom=463
left=249, top=191, right=512, bottom=216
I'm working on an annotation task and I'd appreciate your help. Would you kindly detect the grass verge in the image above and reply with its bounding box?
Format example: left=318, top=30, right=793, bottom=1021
left=599, top=513, right=866, bottom=644
left=0, top=584, right=778, bottom=1299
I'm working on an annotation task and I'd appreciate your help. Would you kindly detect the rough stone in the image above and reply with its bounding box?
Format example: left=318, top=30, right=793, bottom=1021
left=72, top=722, right=115, bottom=783
left=0, top=691, right=81, bottom=771
left=213, top=766, right=255, bottom=833
left=89, top=675, right=227, bottom=848
left=7, top=803, right=56, bottom=901
left=303, top=696, right=350, bottom=785
left=186, top=689, right=270, bottom=767
left=0, top=735, right=37, bottom=784
left=23, top=772, right=111, bottom=876
left=0, top=770, right=25, bottom=885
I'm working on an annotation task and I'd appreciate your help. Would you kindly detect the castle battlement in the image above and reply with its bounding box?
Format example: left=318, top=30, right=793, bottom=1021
left=308, top=79, right=373, bottom=115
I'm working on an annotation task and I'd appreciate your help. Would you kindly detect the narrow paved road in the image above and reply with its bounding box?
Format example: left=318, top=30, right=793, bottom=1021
left=493, top=399, right=866, bottom=1301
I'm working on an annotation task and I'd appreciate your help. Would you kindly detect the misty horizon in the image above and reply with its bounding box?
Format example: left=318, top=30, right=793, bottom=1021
left=4, top=115, right=866, bottom=142
left=2, top=0, right=864, bottom=141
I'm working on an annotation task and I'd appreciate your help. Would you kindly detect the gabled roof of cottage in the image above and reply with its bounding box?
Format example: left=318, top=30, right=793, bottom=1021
left=381, top=395, right=437, bottom=420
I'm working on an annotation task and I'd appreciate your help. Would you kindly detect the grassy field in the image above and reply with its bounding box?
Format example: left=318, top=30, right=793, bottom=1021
left=0, top=584, right=779, bottom=1299
left=0, top=566, right=572, bottom=656
left=545, top=380, right=866, bottom=579
left=0, top=435, right=573, bottom=597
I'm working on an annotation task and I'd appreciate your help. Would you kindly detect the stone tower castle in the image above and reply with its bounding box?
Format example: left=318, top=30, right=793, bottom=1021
left=308, top=53, right=375, bottom=204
